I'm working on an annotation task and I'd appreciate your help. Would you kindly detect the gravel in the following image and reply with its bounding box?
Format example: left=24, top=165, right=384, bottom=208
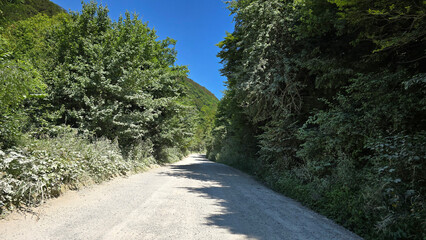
left=0, top=154, right=362, bottom=240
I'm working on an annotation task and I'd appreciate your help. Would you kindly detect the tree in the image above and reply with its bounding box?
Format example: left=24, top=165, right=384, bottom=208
left=0, top=31, right=44, bottom=148
left=210, top=0, right=426, bottom=238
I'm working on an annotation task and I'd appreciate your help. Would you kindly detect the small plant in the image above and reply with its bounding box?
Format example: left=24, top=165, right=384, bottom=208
left=0, top=127, right=159, bottom=215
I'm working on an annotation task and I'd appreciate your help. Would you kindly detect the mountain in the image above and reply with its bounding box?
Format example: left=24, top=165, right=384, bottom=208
left=0, top=0, right=64, bottom=26
left=180, top=77, right=218, bottom=150
left=181, top=77, right=218, bottom=111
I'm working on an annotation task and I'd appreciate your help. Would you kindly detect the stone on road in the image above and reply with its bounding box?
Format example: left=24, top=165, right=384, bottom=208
left=0, top=154, right=361, bottom=240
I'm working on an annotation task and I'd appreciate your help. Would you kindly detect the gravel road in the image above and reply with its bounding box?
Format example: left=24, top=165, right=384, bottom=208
left=0, top=154, right=361, bottom=240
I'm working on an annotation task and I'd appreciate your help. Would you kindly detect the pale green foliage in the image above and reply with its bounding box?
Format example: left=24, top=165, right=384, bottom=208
left=0, top=126, right=155, bottom=214
left=220, top=0, right=302, bottom=123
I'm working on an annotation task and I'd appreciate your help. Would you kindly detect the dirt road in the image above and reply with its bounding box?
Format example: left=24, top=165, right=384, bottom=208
left=0, top=154, right=361, bottom=240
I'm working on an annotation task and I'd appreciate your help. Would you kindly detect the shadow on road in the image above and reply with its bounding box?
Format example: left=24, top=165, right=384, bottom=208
left=162, top=155, right=286, bottom=239
left=161, top=154, right=361, bottom=240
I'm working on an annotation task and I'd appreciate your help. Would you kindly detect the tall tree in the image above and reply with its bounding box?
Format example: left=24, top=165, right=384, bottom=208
left=209, top=0, right=425, bottom=238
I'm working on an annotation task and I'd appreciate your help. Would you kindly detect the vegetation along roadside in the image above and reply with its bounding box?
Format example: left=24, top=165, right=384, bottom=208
left=207, top=0, right=425, bottom=239
left=0, top=0, right=218, bottom=216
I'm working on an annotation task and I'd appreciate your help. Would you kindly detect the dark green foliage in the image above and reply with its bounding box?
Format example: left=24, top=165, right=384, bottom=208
left=207, top=90, right=260, bottom=173
left=209, top=0, right=425, bottom=239
left=0, top=0, right=64, bottom=26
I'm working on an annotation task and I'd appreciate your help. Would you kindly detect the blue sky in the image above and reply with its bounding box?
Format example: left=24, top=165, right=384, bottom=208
left=50, top=0, right=234, bottom=99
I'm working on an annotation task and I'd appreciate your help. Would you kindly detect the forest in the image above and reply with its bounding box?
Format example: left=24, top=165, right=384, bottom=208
left=1, top=0, right=425, bottom=239
left=0, top=0, right=217, bottom=215
left=207, top=0, right=425, bottom=239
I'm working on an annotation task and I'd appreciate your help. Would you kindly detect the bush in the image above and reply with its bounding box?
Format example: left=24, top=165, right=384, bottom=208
left=0, top=127, right=156, bottom=215
left=157, top=147, right=184, bottom=164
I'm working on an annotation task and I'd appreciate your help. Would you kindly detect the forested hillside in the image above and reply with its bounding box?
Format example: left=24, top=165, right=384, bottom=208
left=180, top=77, right=218, bottom=150
left=0, top=0, right=64, bottom=26
left=208, top=0, right=425, bottom=239
left=0, top=1, right=217, bottom=215
left=182, top=77, right=217, bottom=111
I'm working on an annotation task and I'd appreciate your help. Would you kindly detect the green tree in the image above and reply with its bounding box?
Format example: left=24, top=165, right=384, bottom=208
left=210, top=0, right=426, bottom=238
left=0, top=31, right=44, bottom=148
left=40, top=2, right=191, bottom=160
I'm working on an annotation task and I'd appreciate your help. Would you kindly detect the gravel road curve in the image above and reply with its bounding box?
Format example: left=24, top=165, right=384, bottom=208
left=0, top=154, right=362, bottom=240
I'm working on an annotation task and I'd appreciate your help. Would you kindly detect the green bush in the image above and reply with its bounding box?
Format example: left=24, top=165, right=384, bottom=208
left=0, top=127, right=156, bottom=215
left=156, top=147, right=184, bottom=164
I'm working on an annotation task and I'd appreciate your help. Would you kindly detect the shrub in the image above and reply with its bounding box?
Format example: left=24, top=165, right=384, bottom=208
left=0, top=127, right=157, bottom=215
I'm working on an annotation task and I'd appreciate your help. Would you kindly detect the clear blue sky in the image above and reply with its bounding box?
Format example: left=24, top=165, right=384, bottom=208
left=50, top=0, right=234, bottom=99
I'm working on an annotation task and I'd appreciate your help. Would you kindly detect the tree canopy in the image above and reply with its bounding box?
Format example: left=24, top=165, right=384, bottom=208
left=208, top=0, right=425, bottom=239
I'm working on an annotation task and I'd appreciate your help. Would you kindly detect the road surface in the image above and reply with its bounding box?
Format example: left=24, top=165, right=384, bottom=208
left=0, top=154, right=361, bottom=240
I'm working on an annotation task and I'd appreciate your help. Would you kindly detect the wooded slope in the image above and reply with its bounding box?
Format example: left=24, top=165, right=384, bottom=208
left=0, top=0, right=64, bottom=26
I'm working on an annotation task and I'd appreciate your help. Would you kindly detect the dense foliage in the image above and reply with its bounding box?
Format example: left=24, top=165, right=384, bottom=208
left=0, top=0, right=64, bottom=26
left=0, top=2, right=217, bottom=215
left=0, top=127, right=155, bottom=213
left=208, top=0, right=425, bottom=239
left=180, top=77, right=218, bottom=151
left=0, top=32, right=43, bottom=148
